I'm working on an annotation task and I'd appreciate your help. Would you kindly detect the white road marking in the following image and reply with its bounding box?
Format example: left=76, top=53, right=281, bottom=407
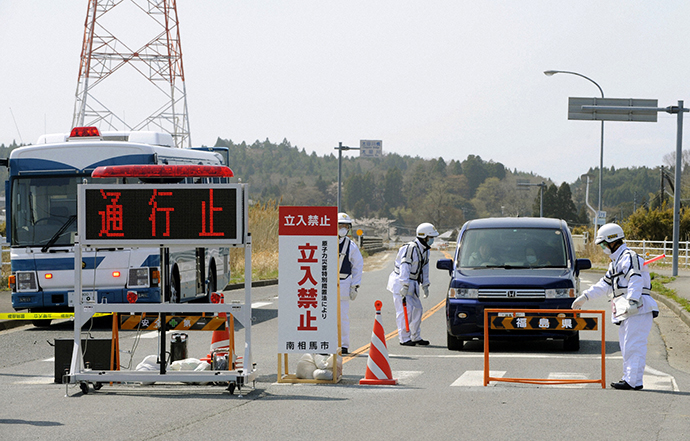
left=642, top=365, right=680, bottom=392
left=390, top=353, right=622, bottom=360
left=451, top=370, right=506, bottom=387
left=391, top=370, right=423, bottom=382
left=251, top=302, right=272, bottom=308
left=15, top=377, right=54, bottom=385
left=545, top=372, right=590, bottom=388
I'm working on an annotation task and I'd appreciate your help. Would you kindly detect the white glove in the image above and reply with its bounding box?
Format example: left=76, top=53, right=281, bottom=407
left=349, top=285, right=359, bottom=301
left=399, top=284, right=409, bottom=299
left=422, top=284, right=429, bottom=299
left=572, top=294, right=588, bottom=310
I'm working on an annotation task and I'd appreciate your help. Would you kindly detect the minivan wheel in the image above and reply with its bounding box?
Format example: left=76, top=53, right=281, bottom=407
left=447, top=332, right=464, bottom=351
left=563, top=332, right=580, bottom=351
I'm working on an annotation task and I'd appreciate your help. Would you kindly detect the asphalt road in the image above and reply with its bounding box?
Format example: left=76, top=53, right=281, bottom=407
left=1, top=250, right=689, bottom=440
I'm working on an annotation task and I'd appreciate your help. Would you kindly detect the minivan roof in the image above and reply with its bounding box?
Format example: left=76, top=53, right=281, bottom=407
left=464, top=217, right=567, bottom=230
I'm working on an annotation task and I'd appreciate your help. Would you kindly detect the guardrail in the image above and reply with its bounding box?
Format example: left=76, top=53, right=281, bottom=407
left=626, top=239, right=690, bottom=266
left=358, top=236, right=386, bottom=254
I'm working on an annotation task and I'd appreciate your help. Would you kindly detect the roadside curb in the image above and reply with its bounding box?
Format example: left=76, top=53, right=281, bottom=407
left=651, top=292, right=690, bottom=330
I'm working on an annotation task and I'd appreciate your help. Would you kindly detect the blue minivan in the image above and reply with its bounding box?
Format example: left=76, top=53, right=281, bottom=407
left=436, top=217, right=591, bottom=351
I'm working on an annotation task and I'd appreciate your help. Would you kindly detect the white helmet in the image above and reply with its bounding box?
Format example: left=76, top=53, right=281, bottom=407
left=337, top=212, right=353, bottom=225
left=595, top=223, right=624, bottom=245
left=416, top=222, right=439, bottom=239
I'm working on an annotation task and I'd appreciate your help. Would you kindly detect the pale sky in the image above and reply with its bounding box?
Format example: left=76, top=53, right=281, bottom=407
left=1, top=1, right=689, bottom=184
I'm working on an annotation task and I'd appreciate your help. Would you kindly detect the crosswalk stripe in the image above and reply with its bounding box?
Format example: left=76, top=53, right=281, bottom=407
left=451, top=370, right=506, bottom=387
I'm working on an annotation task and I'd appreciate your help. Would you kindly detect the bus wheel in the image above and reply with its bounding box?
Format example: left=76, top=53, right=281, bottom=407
left=32, top=319, right=52, bottom=328
left=167, top=269, right=181, bottom=303
left=207, top=263, right=217, bottom=297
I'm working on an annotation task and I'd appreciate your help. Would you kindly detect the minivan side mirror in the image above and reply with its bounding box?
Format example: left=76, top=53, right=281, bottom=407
left=575, top=258, right=592, bottom=276
left=436, top=258, right=453, bottom=276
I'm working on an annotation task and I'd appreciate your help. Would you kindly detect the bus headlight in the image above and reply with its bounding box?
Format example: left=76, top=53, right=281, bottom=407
left=16, top=271, right=38, bottom=292
left=127, top=268, right=150, bottom=287
left=545, top=288, right=575, bottom=298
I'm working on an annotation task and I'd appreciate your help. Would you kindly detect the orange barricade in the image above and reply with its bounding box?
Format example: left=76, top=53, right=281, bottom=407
left=483, top=308, right=606, bottom=388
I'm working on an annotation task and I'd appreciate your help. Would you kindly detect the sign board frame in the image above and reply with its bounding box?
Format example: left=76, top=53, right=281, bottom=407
left=483, top=308, right=606, bottom=388
left=276, top=205, right=340, bottom=384
left=78, top=183, right=245, bottom=247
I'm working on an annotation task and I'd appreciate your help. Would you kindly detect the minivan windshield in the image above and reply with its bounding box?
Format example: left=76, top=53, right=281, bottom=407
left=458, top=227, right=568, bottom=269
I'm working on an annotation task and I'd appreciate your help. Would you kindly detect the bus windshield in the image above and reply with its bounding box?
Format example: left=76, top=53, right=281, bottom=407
left=10, top=176, right=116, bottom=248
left=11, top=176, right=82, bottom=247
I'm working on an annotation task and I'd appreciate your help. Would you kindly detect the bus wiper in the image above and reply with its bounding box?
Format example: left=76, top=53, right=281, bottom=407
left=42, top=215, right=76, bottom=252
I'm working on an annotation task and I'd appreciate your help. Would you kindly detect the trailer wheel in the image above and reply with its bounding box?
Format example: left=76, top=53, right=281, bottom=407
left=31, top=319, right=52, bottom=328
left=80, top=382, right=89, bottom=394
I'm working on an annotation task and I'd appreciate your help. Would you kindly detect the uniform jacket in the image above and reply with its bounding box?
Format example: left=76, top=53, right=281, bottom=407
left=387, top=238, right=430, bottom=295
left=583, top=244, right=658, bottom=323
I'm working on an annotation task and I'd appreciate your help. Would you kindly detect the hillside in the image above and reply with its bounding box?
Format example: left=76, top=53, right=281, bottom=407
left=213, top=137, right=665, bottom=231
left=0, top=138, right=670, bottom=231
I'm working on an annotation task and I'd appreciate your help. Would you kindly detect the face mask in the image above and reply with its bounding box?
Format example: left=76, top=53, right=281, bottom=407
left=339, top=228, right=349, bottom=237
left=600, top=242, right=611, bottom=255
left=427, top=238, right=435, bottom=246
left=526, top=255, right=537, bottom=264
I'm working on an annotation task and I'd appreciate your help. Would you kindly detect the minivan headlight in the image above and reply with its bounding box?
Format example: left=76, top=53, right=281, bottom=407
left=449, top=288, right=478, bottom=299
left=545, top=288, right=575, bottom=298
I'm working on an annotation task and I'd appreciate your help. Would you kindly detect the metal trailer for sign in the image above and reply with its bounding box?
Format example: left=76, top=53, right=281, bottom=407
left=66, top=166, right=256, bottom=396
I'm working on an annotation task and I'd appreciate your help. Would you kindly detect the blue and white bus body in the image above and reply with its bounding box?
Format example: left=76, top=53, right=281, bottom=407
left=5, top=129, right=232, bottom=321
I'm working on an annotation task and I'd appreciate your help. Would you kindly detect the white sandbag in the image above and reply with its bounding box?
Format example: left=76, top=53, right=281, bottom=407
left=312, top=354, right=342, bottom=380
left=135, top=354, right=161, bottom=371
left=169, top=358, right=211, bottom=372
left=295, top=353, right=317, bottom=379
left=135, top=354, right=161, bottom=385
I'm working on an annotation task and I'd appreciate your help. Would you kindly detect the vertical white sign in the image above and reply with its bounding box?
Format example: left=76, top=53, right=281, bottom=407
left=278, top=206, right=339, bottom=354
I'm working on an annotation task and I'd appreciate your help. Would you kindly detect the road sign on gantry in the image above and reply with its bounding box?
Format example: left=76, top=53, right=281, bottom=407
left=568, top=97, right=658, bottom=122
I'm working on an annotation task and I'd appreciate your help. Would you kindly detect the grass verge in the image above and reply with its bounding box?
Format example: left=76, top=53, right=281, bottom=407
left=650, top=272, right=690, bottom=314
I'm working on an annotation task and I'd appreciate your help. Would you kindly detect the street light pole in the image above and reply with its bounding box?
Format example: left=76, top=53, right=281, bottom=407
left=545, top=70, right=605, bottom=239
left=334, top=142, right=360, bottom=212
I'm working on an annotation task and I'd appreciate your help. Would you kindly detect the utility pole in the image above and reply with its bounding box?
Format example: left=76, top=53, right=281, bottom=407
left=72, top=0, right=191, bottom=148
left=334, top=142, right=360, bottom=212
left=517, top=181, right=547, bottom=217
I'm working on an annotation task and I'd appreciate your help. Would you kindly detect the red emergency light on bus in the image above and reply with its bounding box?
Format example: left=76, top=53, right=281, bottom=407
left=92, top=164, right=234, bottom=178
left=69, top=126, right=101, bottom=138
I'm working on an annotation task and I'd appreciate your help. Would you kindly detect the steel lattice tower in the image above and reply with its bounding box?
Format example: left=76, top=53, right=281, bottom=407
left=72, top=0, right=191, bottom=148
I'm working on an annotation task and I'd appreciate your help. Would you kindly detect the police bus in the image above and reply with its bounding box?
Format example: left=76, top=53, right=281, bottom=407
left=2, top=127, right=233, bottom=326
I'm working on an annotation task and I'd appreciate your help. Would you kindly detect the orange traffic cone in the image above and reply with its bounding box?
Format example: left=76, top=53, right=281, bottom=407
left=360, top=300, right=398, bottom=385
left=201, top=292, right=234, bottom=366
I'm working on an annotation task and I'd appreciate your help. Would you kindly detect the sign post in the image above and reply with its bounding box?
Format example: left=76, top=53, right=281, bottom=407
left=277, top=206, right=340, bottom=383
left=567, top=97, right=688, bottom=276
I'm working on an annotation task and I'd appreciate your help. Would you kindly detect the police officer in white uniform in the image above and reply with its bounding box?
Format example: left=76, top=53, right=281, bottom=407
left=387, top=222, right=439, bottom=346
left=337, top=213, right=363, bottom=355
left=572, top=223, right=658, bottom=390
